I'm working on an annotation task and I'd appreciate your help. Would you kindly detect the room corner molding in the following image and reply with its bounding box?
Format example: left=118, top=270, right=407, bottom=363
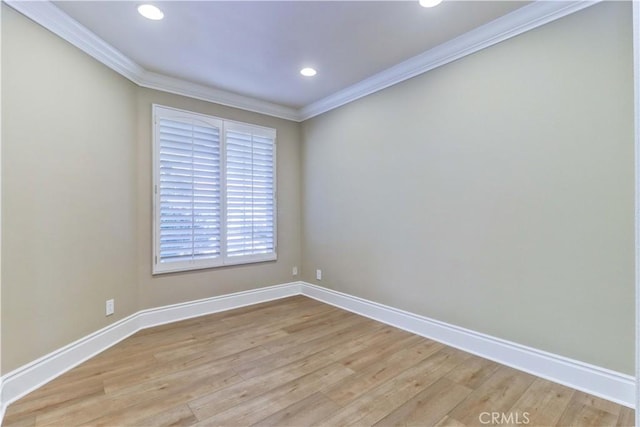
left=298, top=0, right=599, bottom=120
left=5, top=0, right=597, bottom=123
left=3, top=0, right=302, bottom=122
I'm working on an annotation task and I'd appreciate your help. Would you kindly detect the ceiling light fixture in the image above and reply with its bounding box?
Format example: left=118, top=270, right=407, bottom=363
left=300, top=67, right=317, bottom=77
left=419, top=0, right=443, bottom=8
left=138, top=4, right=164, bottom=20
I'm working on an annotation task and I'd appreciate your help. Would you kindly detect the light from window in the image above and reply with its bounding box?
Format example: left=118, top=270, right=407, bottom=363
left=152, top=105, right=277, bottom=274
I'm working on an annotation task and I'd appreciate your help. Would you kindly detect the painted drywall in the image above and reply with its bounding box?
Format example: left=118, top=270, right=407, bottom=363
left=136, top=88, right=302, bottom=309
left=301, top=2, right=634, bottom=374
left=1, top=6, right=139, bottom=373
left=1, top=6, right=303, bottom=373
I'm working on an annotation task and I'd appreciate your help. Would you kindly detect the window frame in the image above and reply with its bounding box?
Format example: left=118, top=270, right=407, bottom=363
left=152, top=104, right=277, bottom=275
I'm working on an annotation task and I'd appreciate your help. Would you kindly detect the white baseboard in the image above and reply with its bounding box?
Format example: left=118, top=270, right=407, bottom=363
left=0, top=377, right=4, bottom=425
left=299, top=283, right=635, bottom=409
left=0, top=282, right=301, bottom=420
left=0, top=280, right=634, bottom=425
left=136, top=282, right=302, bottom=330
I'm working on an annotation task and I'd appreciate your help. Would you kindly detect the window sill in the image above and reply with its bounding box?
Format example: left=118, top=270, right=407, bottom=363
left=152, top=253, right=277, bottom=275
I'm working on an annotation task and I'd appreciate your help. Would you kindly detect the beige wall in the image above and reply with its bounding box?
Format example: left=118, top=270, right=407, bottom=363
left=1, top=7, right=302, bottom=373
left=135, top=89, right=302, bottom=309
left=302, top=2, right=635, bottom=374
left=1, top=6, right=139, bottom=373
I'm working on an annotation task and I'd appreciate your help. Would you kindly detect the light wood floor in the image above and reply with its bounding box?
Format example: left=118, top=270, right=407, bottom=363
left=3, top=296, right=634, bottom=427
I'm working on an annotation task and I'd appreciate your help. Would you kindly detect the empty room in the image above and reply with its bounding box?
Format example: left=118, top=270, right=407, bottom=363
left=0, top=0, right=638, bottom=426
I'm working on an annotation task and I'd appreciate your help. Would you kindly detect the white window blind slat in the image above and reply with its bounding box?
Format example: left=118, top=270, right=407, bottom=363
left=153, top=106, right=276, bottom=274
left=157, top=114, right=222, bottom=270
left=225, top=126, right=276, bottom=260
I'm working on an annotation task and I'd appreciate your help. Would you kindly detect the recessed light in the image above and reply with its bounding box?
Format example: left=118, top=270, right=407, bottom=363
left=419, top=0, right=443, bottom=7
left=138, top=4, right=164, bottom=20
left=300, top=67, right=317, bottom=77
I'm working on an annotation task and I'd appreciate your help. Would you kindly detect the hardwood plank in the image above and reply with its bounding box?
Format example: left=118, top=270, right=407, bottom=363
left=506, top=377, right=575, bottom=426
left=151, top=326, right=288, bottom=363
left=218, top=296, right=329, bottom=330
left=102, top=344, right=270, bottom=395
left=433, top=415, right=467, bottom=427
left=188, top=321, right=394, bottom=421
left=324, top=338, right=445, bottom=406
left=1, top=413, right=36, bottom=427
left=36, top=369, right=241, bottom=426
left=570, top=390, right=623, bottom=418
left=233, top=321, right=388, bottom=380
left=188, top=346, right=350, bottom=420
left=338, top=330, right=425, bottom=372
left=195, top=363, right=354, bottom=426
left=79, top=370, right=242, bottom=426
left=372, top=377, right=472, bottom=427
left=316, top=346, right=469, bottom=426
left=447, top=365, right=537, bottom=426
left=617, top=406, right=635, bottom=427
left=34, top=353, right=159, bottom=389
left=259, top=311, right=372, bottom=354
left=92, top=332, right=199, bottom=361
left=280, top=306, right=357, bottom=333
left=3, top=377, right=104, bottom=420
left=557, top=393, right=619, bottom=427
left=103, top=356, right=238, bottom=398
left=250, top=392, right=340, bottom=427
left=132, top=404, right=198, bottom=427
left=194, top=299, right=336, bottom=341
left=444, top=354, right=500, bottom=389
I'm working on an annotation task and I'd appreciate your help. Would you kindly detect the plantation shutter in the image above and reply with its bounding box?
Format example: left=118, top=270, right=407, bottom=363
left=225, top=123, right=277, bottom=262
left=153, top=105, right=277, bottom=274
left=155, top=112, right=223, bottom=272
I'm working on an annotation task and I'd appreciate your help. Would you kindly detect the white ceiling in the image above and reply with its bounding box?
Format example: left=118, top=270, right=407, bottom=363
left=53, top=1, right=528, bottom=110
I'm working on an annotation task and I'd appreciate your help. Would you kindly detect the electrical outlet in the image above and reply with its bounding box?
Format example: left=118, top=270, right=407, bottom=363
left=106, top=299, right=114, bottom=316
left=292, top=266, right=298, bottom=276
left=316, top=269, right=322, bottom=280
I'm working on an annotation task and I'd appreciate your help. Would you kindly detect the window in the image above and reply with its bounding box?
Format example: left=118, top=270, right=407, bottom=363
left=152, top=105, right=276, bottom=274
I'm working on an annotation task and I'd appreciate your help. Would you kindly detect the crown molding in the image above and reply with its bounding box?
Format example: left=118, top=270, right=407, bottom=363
left=299, top=0, right=599, bottom=121
left=3, top=0, right=302, bottom=122
left=139, top=70, right=301, bottom=122
left=4, top=0, right=145, bottom=83
left=5, top=0, right=598, bottom=123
